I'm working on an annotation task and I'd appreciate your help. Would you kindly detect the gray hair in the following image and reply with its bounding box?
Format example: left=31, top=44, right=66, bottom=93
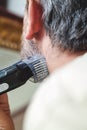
left=40, top=0, right=87, bottom=52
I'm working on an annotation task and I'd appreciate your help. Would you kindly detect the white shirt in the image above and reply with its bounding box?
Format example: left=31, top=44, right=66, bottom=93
left=23, top=53, right=87, bottom=130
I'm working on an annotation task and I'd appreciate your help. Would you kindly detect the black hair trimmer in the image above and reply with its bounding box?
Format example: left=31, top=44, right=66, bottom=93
left=0, top=55, right=49, bottom=95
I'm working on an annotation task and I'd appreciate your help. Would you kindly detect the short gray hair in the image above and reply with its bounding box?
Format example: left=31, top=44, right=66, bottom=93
left=40, top=0, right=87, bottom=53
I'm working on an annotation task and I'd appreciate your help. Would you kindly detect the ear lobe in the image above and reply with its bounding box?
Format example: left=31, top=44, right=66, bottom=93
left=26, top=1, right=43, bottom=39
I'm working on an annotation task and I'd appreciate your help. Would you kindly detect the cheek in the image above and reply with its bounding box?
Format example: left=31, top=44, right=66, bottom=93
left=21, top=39, right=30, bottom=59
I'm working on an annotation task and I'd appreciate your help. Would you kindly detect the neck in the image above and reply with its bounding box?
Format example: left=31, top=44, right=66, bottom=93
left=37, top=33, right=86, bottom=73
left=46, top=49, right=86, bottom=73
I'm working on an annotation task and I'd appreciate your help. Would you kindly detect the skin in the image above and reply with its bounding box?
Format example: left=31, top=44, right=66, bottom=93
left=0, top=0, right=86, bottom=130
left=0, top=94, right=14, bottom=130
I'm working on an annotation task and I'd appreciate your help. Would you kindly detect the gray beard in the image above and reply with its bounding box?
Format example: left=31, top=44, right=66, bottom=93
left=21, top=37, right=41, bottom=59
left=21, top=10, right=41, bottom=59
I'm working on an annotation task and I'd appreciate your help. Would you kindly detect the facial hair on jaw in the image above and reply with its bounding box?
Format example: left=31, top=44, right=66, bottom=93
left=21, top=9, right=41, bottom=59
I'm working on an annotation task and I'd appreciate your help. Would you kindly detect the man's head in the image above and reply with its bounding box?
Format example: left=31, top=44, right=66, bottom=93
left=21, top=0, right=87, bottom=72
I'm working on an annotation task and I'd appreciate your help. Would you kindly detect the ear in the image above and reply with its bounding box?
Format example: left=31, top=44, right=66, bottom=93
left=26, top=0, right=43, bottom=40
